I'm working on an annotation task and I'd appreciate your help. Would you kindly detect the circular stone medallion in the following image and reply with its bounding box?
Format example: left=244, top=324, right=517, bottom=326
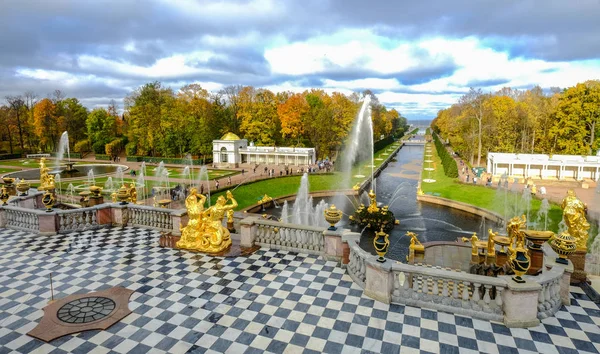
left=57, top=297, right=116, bottom=324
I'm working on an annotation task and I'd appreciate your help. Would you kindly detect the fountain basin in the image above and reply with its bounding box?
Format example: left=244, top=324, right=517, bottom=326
left=2, top=164, right=128, bottom=180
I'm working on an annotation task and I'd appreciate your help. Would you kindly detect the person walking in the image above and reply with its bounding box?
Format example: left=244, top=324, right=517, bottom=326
left=215, top=180, right=220, bottom=190
left=227, top=176, right=231, bottom=186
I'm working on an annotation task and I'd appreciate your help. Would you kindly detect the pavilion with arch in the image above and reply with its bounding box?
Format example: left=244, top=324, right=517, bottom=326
left=212, top=132, right=316, bottom=168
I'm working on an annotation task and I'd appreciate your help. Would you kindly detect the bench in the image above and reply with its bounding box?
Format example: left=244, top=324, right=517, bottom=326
left=26, top=153, right=51, bottom=158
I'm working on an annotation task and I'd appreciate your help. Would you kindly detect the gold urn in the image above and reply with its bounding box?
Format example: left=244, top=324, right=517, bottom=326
left=117, top=185, right=130, bottom=205
left=79, top=191, right=91, bottom=207
left=373, top=227, right=390, bottom=263
left=89, top=185, right=103, bottom=198
left=2, top=176, right=15, bottom=186
left=549, top=231, right=577, bottom=265
left=324, top=204, right=343, bottom=231
left=42, top=191, right=55, bottom=212
left=508, top=245, right=531, bottom=283
left=16, top=179, right=30, bottom=196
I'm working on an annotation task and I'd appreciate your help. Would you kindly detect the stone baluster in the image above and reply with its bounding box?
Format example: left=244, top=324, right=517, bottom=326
left=393, top=272, right=401, bottom=298
left=472, top=282, right=481, bottom=311
left=462, top=281, right=470, bottom=308
left=432, top=277, right=440, bottom=303
left=483, top=284, right=492, bottom=312
left=495, top=287, right=503, bottom=314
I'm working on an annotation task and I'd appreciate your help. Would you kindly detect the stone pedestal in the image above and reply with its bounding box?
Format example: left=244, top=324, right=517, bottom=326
left=111, top=205, right=128, bottom=227
left=88, top=196, right=104, bottom=206
left=496, top=251, right=508, bottom=267
left=568, top=250, right=588, bottom=284
left=503, top=279, right=541, bottom=328
left=97, top=206, right=112, bottom=226
left=240, top=218, right=257, bottom=248
left=364, top=261, right=392, bottom=304
left=171, top=210, right=188, bottom=237
left=324, top=229, right=344, bottom=262
left=527, top=244, right=544, bottom=275
left=38, top=213, right=58, bottom=235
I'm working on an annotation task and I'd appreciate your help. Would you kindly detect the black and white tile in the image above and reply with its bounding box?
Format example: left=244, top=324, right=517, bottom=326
left=0, top=227, right=599, bottom=353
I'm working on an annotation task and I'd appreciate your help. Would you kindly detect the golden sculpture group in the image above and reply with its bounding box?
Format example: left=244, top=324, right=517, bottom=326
left=561, top=189, right=590, bottom=250
left=177, top=188, right=237, bottom=253
left=38, top=157, right=55, bottom=191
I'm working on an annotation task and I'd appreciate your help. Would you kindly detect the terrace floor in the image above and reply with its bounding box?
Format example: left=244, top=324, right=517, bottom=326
left=1, top=227, right=599, bottom=354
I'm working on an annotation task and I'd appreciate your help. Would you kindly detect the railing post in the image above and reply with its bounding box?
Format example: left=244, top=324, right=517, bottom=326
left=365, top=259, right=393, bottom=304
left=38, top=212, right=58, bottom=235
left=96, top=204, right=113, bottom=226
left=341, top=231, right=361, bottom=264
left=111, top=204, right=128, bottom=228
left=0, top=207, right=5, bottom=228
left=323, top=228, right=345, bottom=262
left=171, top=210, right=188, bottom=236
left=502, top=277, right=541, bottom=328
left=545, top=257, right=573, bottom=305
left=240, top=217, right=257, bottom=247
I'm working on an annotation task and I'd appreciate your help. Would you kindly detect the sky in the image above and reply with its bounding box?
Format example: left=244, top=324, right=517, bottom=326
left=1, top=0, right=600, bottom=120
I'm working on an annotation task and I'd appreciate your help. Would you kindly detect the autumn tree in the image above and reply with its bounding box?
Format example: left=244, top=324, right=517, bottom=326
left=87, top=108, right=118, bottom=154
left=33, top=98, right=59, bottom=151
left=277, top=92, right=308, bottom=145
left=5, top=96, right=27, bottom=152
left=238, top=87, right=280, bottom=145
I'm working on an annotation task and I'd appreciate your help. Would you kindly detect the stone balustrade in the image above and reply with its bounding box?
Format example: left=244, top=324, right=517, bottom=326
left=1, top=205, right=42, bottom=233
left=56, top=207, right=101, bottom=233
left=252, top=218, right=325, bottom=255
left=128, top=204, right=174, bottom=232
left=343, top=236, right=569, bottom=328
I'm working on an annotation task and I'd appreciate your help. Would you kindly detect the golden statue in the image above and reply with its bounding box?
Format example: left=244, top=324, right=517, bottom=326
left=507, top=215, right=527, bottom=252
left=462, top=233, right=479, bottom=256
left=561, top=189, right=590, bottom=250
left=367, top=189, right=379, bottom=213
left=487, top=229, right=497, bottom=256
left=177, top=188, right=207, bottom=250
left=129, top=183, right=137, bottom=204
left=177, top=189, right=237, bottom=253
left=38, top=157, right=56, bottom=191
left=406, top=231, right=424, bottom=252
left=227, top=209, right=234, bottom=224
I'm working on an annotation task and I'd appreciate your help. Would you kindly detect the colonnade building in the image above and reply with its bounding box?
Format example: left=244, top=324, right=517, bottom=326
left=212, top=133, right=316, bottom=168
left=487, top=152, right=600, bottom=181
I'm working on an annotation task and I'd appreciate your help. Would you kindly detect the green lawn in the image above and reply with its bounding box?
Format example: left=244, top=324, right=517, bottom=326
left=421, top=142, right=563, bottom=232
left=135, top=167, right=237, bottom=180
left=0, top=159, right=107, bottom=168
left=209, top=141, right=405, bottom=209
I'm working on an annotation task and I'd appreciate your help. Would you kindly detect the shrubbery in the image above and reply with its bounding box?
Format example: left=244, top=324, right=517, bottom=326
left=92, top=140, right=105, bottom=154
left=126, top=156, right=212, bottom=165
left=105, top=139, right=123, bottom=158
left=373, top=136, right=395, bottom=152
left=433, top=133, right=459, bottom=178
left=74, top=140, right=90, bottom=155
left=95, top=154, right=111, bottom=160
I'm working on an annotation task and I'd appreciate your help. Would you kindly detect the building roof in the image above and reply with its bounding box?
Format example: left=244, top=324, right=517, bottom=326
left=220, top=132, right=241, bottom=141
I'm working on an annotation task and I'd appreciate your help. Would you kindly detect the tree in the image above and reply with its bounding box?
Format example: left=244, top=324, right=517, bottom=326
left=459, top=88, right=486, bottom=166
left=33, top=98, right=59, bottom=151
left=5, top=95, right=26, bottom=152
left=277, top=93, right=308, bottom=145
left=238, top=87, right=280, bottom=145
left=57, top=98, right=88, bottom=145
left=86, top=108, right=117, bottom=154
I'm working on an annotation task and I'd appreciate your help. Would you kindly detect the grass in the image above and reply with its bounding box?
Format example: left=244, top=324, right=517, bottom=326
left=209, top=141, right=405, bottom=209
left=421, top=142, right=563, bottom=232
left=135, top=167, right=237, bottom=180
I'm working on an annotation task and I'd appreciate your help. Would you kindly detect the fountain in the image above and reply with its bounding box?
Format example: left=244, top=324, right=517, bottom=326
left=56, top=131, right=76, bottom=172
left=279, top=174, right=330, bottom=228
left=86, top=170, right=95, bottom=189
left=182, top=166, right=192, bottom=187
left=136, top=172, right=146, bottom=205
left=197, top=165, right=211, bottom=206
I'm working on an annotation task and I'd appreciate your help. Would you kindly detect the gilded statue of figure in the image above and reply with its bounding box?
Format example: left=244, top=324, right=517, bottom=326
left=129, top=183, right=137, bottom=204
left=487, top=229, right=497, bottom=256
left=176, top=188, right=207, bottom=250
left=561, top=189, right=590, bottom=250
left=38, top=157, right=52, bottom=191
left=406, top=231, right=424, bottom=252
left=367, top=189, right=379, bottom=213
left=507, top=215, right=526, bottom=252
left=462, top=233, right=479, bottom=256
left=202, top=190, right=237, bottom=252
left=177, top=189, right=237, bottom=253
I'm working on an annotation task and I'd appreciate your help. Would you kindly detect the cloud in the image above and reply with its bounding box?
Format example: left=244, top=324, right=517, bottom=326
left=1, top=0, right=599, bottom=120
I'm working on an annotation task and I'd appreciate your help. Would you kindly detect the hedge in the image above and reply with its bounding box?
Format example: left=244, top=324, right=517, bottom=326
left=408, top=128, right=419, bottom=135
left=95, top=154, right=111, bottom=161
left=50, top=152, right=82, bottom=159
left=0, top=153, right=22, bottom=160
left=373, top=136, right=395, bottom=152
left=432, top=133, right=459, bottom=178
left=126, top=156, right=213, bottom=165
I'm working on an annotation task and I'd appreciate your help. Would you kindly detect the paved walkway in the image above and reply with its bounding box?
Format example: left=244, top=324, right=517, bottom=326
left=1, top=227, right=599, bottom=354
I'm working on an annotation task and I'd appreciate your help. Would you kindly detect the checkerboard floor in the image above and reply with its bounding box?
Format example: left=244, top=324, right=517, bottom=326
left=0, top=227, right=599, bottom=354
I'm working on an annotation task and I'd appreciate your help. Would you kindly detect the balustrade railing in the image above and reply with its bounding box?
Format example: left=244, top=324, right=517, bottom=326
left=128, top=205, right=174, bottom=231
left=537, top=270, right=563, bottom=319
left=253, top=219, right=325, bottom=255
left=3, top=206, right=40, bottom=232
left=347, top=242, right=367, bottom=287
left=56, top=207, right=100, bottom=233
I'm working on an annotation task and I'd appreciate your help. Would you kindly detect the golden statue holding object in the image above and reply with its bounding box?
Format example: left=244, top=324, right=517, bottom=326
left=38, top=157, right=55, bottom=191
left=406, top=231, right=424, bottom=253
left=506, top=215, right=527, bottom=252
left=177, top=189, right=237, bottom=253
left=367, top=189, right=379, bottom=213
left=487, top=229, right=497, bottom=256
left=561, top=189, right=590, bottom=250
left=462, top=233, right=480, bottom=256
left=129, top=183, right=137, bottom=204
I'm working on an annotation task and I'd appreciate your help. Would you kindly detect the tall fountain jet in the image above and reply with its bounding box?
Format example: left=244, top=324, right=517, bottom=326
left=56, top=131, right=71, bottom=171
